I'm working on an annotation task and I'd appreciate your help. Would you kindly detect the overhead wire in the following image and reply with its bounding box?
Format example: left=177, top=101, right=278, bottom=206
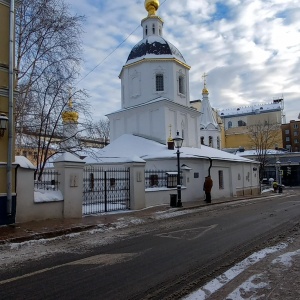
left=76, top=0, right=168, bottom=85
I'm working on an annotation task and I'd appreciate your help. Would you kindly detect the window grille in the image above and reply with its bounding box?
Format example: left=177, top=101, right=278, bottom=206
left=156, top=74, right=164, bottom=91
left=145, top=170, right=182, bottom=188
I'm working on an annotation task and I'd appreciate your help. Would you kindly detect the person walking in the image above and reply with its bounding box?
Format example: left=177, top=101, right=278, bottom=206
left=203, top=176, right=213, bottom=203
left=273, top=181, right=278, bottom=193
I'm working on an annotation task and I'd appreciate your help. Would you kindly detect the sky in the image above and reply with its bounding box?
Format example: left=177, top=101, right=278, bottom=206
left=65, top=0, right=300, bottom=123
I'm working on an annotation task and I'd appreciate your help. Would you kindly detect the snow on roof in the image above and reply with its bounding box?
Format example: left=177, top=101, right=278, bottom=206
left=125, top=36, right=186, bottom=66
left=15, top=156, right=36, bottom=169
left=219, top=102, right=281, bottom=117
left=54, top=152, right=85, bottom=163
left=92, top=134, right=256, bottom=164
left=235, top=149, right=288, bottom=156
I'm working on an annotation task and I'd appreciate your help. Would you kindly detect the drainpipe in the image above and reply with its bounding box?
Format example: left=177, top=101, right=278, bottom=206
left=7, top=0, right=15, bottom=214
left=207, top=157, right=212, bottom=176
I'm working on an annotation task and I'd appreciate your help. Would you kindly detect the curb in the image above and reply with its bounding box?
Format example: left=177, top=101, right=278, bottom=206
left=0, top=191, right=287, bottom=245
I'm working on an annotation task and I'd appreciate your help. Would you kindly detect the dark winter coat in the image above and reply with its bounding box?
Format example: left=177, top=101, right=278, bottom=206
left=203, top=176, right=213, bottom=193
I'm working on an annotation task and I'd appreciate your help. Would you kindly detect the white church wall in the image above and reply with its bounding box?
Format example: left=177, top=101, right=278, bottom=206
left=121, top=61, right=190, bottom=109
left=165, top=107, right=200, bottom=148
left=171, top=64, right=190, bottom=107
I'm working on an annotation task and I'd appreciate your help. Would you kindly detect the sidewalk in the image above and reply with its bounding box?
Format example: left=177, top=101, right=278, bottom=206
left=0, top=190, right=277, bottom=245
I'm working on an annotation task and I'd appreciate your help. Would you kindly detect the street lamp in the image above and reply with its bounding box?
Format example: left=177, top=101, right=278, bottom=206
left=276, top=160, right=281, bottom=186
left=287, top=159, right=292, bottom=187
left=0, top=113, right=8, bottom=138
left=173, top=131, right=183, bottom=207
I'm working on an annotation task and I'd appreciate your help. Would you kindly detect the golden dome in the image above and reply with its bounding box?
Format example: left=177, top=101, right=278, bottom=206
left=202, top=87, right=209, bottom=95
left=145, top=0, right=160, bottom=16
left=62, top=110, right=79, bottom=123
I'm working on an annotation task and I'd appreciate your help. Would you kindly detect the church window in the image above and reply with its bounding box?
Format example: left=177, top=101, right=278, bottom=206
left=156, top=74, right=164, bottom=91
left=218, top=170, right=224, bottom=189
left=201, top=136, right=204, bottom=145
left=166, top=172, right=178, bottom=188
left=178, top=76, right=185, bottom=94
left=209, top=136, right=213, bottom=147
left=159, top=27, right=161, bottom=35
left=238, top=120, right=246, bottom=127
left=145, top=25, right=148, bottom=35
left=228, top=121, right=232, bottom=128
left=152, top=24, right=155, bottom=34
left=217, top=137, right=220, bottom=149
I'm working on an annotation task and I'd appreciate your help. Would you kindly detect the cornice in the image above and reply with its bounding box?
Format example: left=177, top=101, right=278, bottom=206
left=120, top=58, right=191, bottom=78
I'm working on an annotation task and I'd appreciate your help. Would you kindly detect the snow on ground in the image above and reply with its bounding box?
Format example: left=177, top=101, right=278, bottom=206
left=183, top=242, right=289, bottom=300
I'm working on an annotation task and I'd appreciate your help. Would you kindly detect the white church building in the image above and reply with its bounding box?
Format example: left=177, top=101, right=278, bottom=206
left=86, top=0, right=260, bottom=206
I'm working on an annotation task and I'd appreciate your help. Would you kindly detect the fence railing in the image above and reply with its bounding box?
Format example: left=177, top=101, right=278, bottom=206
left=34, top=170, right=60, bottom=191
left=145, top=170, right=182, bottom=189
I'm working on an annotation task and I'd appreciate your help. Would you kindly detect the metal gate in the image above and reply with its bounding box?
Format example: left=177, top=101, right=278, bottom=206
left=83, top=166, right=130, bottom=215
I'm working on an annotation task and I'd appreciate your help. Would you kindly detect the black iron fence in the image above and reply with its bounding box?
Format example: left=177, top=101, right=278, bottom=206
left=34, top=169, right=60, bottom=191
left=83, top=166, right=130, bottom=215
left=145, top=170, right=182, bottom=189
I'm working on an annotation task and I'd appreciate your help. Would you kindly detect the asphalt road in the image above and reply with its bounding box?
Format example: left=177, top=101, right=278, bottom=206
left=0, top=193, right=299, bottom=300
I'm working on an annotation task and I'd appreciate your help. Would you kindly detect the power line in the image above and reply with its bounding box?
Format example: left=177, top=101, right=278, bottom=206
left=76, top=0, right=168, bottom=84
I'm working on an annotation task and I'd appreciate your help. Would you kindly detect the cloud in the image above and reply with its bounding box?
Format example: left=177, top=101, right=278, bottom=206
left=66, top=0, right=300, bottom=122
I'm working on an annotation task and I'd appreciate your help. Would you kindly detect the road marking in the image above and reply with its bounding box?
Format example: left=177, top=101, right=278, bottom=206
left=156, top=224, right=218, bottom=240
left=0, top=253, right=138, bottom=285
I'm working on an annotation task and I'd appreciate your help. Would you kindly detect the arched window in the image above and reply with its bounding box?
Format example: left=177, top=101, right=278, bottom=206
left=201, top=136, right=204, bottom=145
left=178, top=76, right=185, bottom=94
left=145, top=25, right=148, bottom=35
left=228, top=121, right=232, bottom=128
left=152, top=24, right=155, bottom=34
left=159, top=27, right=161, bottom=35
left=156, top=74, right=164, bottom=91
left=238, top=120, right=246, bottom=127
left=209, top=136, right=213, bottom=147
left=217, top=137, right=220, bottom=149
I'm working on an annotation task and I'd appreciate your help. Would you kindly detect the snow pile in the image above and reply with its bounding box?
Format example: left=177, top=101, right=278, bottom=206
left=34, top=189, right=63, bottom=203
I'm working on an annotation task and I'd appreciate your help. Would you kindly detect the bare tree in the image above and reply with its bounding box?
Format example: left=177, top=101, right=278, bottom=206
left=15, top=0, right=91, bottom=179
left=248, top=121, right=281, bottom=180
left=92, top=118, right=110, bottom=145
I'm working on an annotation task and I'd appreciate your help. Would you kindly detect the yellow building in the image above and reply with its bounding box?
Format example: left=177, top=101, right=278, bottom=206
left=219, top=99, right=284, bottom=150
left=0, top=0, right=16, bottom=225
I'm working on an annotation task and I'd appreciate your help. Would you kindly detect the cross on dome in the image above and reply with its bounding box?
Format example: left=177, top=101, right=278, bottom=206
left=202, top=72, right=209, bottom=95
